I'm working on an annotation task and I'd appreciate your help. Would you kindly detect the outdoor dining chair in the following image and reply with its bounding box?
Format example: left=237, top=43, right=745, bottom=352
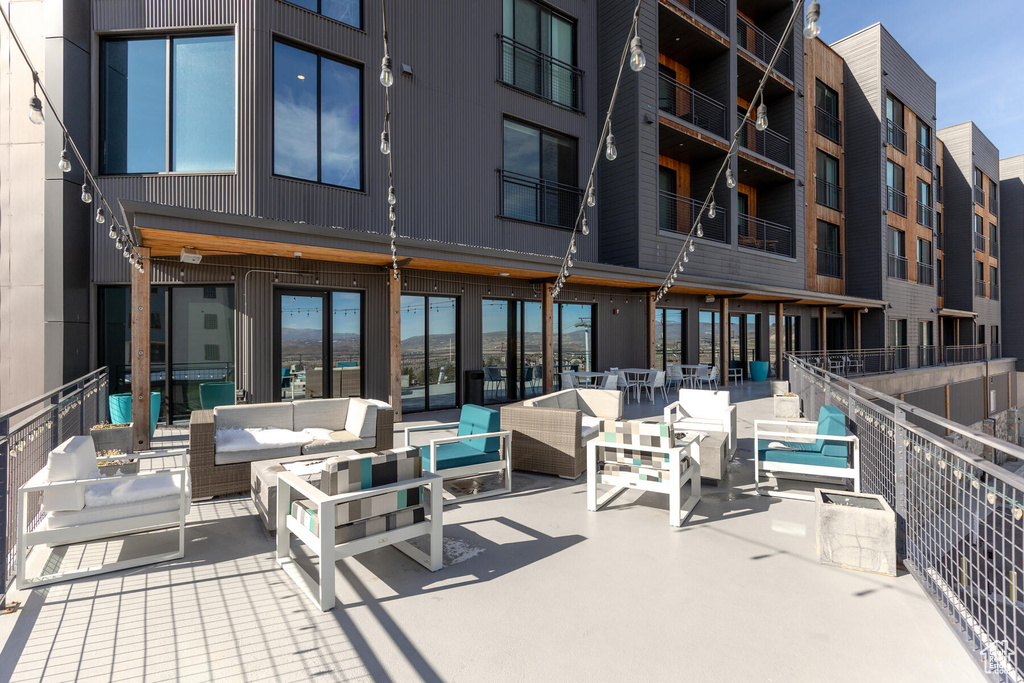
left=561, top=371, right=579, bottom=390
left=695, top=365, right=719, bottom=390
left=602, top=373, right=618, bottom=390
left=643, top=370, right=668, bottom=403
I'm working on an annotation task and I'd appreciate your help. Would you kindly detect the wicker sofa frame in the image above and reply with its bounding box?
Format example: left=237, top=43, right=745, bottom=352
left=189, top=402, right=394, bottom=498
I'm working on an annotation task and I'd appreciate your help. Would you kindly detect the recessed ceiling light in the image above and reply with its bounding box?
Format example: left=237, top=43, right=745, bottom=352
left=499, top=272, right=510, bottom=277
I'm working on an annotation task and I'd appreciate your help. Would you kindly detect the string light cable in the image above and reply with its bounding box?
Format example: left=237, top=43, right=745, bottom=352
left=379, top=0, right=400, bottom=280
left=0, top=5, right=146, bottom=272
left=551, top=0, right=646, bottom=298
left=654, top=0, right=815, bottom=302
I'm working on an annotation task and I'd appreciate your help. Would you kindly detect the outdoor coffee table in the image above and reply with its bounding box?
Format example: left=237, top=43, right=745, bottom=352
left=250, top=452, right=357, bottom=533
left=671, top=428, right=729, bottom=485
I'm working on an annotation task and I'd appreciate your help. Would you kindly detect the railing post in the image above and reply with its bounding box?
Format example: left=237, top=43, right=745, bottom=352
left=50, top=392, right=61, bottom=452
left=0, top=417, right=8, bottom=611
left=893, top=405, right=908, bottom=558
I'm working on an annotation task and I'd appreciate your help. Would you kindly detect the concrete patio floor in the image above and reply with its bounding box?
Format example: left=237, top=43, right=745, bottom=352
left=0, top=383, right=984, bottom=682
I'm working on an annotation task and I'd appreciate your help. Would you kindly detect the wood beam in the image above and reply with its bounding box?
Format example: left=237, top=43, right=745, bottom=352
left=131, top=248, right=151, bottom=451
left=542, top=283, right=554, bottom=393
left=389, top=272, right=402, bottom=422
left=855, top=309, right=862, bottom=351
left=720, top=297, right=729, bottom=386
left=819, top=306, right=827, bottom=353
left=646, top=292, right=656, bottom=369
left=775, top=302, right=784, bottom=379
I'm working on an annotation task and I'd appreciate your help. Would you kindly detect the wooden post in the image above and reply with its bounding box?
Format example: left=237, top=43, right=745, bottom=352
left=646, top=292, right=656, bottom=369
left=542, top=283, right=554, bottom=393
left=775, top=302, right=784, bottom=378
left=131, top=247, right=151, bottom=451
left=719, top=297, right=729, bottom=386
left=855, top=309, right=863, bottom=351
left=945, top=383, right=951, bottom=437
left=389, top=271, right=402, bottom=422
left=819, top=306, right=827, bottom=354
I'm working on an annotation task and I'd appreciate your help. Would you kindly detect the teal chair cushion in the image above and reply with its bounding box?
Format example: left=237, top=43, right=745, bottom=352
left=419, top=442, right=502, bottom=471
left=815, top=406, right=849, bottom=458
left=457, top=404, right=501, bottom=454
left=757, top=444, right=849, bottom=468
left=199, top=382, right=235, bottom=410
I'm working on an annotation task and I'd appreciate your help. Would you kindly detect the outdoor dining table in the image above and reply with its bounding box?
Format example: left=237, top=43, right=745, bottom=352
left=669, top=364, right=702, bottom=388
left=616, top=368, right=653, bottom=402
left=569, top=371, right=613, bottom=387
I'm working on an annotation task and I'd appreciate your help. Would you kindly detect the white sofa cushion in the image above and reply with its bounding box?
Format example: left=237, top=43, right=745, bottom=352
left=85, top=473, right=185, bottom=507
left=215, top=403, right=294, bottom=431
left=581, top=415, right=603, bottom=439
left=215, top=427, right=313, bottom=453
left=344, top=400, right=378, bottom=439
left=294, top=398, right=350, bottom=431
left=47, top=491, right=186, bottom=529
left=41, top=436, right=100, bottom=512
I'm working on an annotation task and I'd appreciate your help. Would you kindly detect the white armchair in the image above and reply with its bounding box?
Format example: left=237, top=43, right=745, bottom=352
left=663, top=388, right=737, bottom=454
left=17, top=436, right=190, bottom=589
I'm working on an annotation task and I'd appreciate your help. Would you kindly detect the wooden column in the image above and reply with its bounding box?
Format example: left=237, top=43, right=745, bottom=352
left=855, top=309, right=863, bottom=351
left=131, top=247, right=151, bottom=451
left=389, top=271, right=402, bottom=422
left=542, top=283, right=554, bottom=393
left=819, top=306, right=827, bottom=353
left=719, top=297, right=729, bottom=386
left=646, top=292, right=656, bottom=369
left=775, top=302, right=784, bottom=378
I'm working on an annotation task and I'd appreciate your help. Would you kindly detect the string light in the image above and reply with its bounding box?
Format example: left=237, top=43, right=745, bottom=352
left=108, top=225, right=117, bottom=240
left=756, top=96, right=769, bottom=132
left=380, top=0, right=400, bottom=279
left=804, top=1, right=821, bottom=39
left=586, top=186, right=596, bottom=207
left=707, top=200, right=716, bottom=219
left=379, top=55, right=394, bottom=88
left=605, top=132, right=617, bottom=161
left=380, top=130, right=391, bottom=155
left=58, top=135, right=71, bottom=172
left=81, top=183, right=92, bottom=204
left=28, top=77, right=42, bottom=125
left=726, top=167, right=736, bottom=189
left=628, top=36, right=647, bottom=72
left=95, top=206, right=105, bottom=224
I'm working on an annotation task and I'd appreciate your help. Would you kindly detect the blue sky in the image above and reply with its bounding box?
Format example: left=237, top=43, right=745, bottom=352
left=820, top=0, right=1024, bottom=158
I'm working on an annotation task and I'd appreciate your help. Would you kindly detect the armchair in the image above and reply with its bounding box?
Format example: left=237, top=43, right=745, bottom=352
left=663, top=388, right=737, bottom=454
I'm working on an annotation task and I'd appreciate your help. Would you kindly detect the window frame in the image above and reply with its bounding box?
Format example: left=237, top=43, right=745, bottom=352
left=99, top=31, right=237, bottom=176
left=282, top=0, right=363, bottom=30
left=271, top=38, right=364, bottom=191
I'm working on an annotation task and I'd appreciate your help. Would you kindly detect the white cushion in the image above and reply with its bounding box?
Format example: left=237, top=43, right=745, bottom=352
left=85, top=473, right=185, bottom=507
left=46, top=492, right=186, bottom=529
left=344, top=400, right=378, bottom=439
left=555, top=391, right=579, bottom=410
left=41, top=436, right=101, bottom=512
left=293, top=398, right=349, bottom=431
left=581, top=415, right=603, bottom=432
left=215, top=427, right=313, bottom=453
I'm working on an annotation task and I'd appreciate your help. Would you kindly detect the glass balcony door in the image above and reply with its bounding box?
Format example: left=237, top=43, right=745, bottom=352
left=482, top=299, right=543, bottom=404
left=401, top=296, right=458, bottom=413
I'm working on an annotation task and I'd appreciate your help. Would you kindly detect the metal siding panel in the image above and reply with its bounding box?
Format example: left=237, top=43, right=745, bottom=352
left=948, top=377, right=985, bottom=427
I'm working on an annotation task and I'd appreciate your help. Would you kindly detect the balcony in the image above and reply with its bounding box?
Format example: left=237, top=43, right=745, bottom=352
left=814, top=106, right=841, bottom=143
left=886, top=186, right=907, bottom=217
left=991, top=342, right=1002, bottom=358
left=815, top=177, right=842, bottom=211
left=916, top=142, right=932, bottom=169
left=991, top=286, right=999, bottom=301
left=918, top=345, right=938, bottom=367
left=974, top=185, right=985, bottom=206
left=886, top=119, right=907, bottom=153
left=887, top=253, right=908, bottom=280
left=658, top=74, right=727, bottom=138
left=974, top=231, right=987, bottom=252
left=663, top=0, right=728, bottom=34
left=816, top=248, right=842, bottom=278
left=737, top=213, right=793, bottom=257
left=736, top=15, right=792, bottom=80
left=990, top=196, right=999, bottom=216
left=658, top=189, right=728, bottom=243
left=916, top=261, right=934, bottom=286
left=975, top=279, right=987, bottom=297
left=737, top=115, right=792, bottom=168
left=935, top=233, right=943, bottom=251
left=916, top=202, right=933, bottom=228
left=936, top=184, right=943, bottom=203
left=498, top=35, right=583, bottom=111
left=943, top=344, right=988, bottom=364
left=498, top=169, right=582, bottom=229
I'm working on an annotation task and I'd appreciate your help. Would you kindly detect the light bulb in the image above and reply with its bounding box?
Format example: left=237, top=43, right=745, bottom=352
left=81, top=184, right=93, bottom=204
left=95, top=207, right=105, bottom=224
left=804, top=2, right=821, bottom=39
left=58, top=150, right=71, bottom=173
left=688, top=241, right=695, bottom=253
left=380, top=56, right=394, bottom=88
left=568, top=255, right=573, bottom=268
left=570, top=240, right=577, bottom=255
left=581, top=217, right=589, bottom=235
left=586, top=186, right=596, bottom=207
left=605, top=133, right=617, bottom=161
left=683, top=253, right=689, bottom=263
left=115, top=237, right=124, bottom=250
left=129, top=252, right=137, bottom=265
left=756, top=102, right=768, bottom=132
left=389, top=206, right=396, bottom=222
left=108, top=226, right=117, bottom=240
left=29, top=95, right=43, bottom=125
left=390, top=242, right=397, bottom=254
left=726, top=167, right=736, bottom=188
left=708, top=200, right=716, bottom=219
left=388, top=185, right=397, bottom=205
left=628, top=36, right=646, bottom=72
left=390, top=226, right=397, bottom=239
left=380, top=130, right=391, bottom=155
left=697, top=223, right=704, bottom=238
left=123, top=246, right=130, bottom=259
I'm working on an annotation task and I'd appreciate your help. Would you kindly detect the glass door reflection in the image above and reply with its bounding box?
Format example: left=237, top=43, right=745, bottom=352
left=279, top=294, right=324, bottom=400
left=482, top=299, right=543, bottom=404
left=401, top=296, right=458, bottom=413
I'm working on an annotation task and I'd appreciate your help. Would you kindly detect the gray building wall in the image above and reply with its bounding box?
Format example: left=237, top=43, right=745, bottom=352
left=1000, top=155, right=1024, bottom=368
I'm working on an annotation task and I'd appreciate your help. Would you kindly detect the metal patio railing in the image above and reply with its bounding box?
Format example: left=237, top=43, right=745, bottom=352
left=497, top=34, right=583, bottom=111
left=737, top=115, right=793, bottom=168
left=787, top=354, right=1024, bottom=682
left=887, top=186, right=908, bottom=217
left=815, top=106, right=841, bottom=143
left=887, top=119, right=908, bottom=153
left=498, top=169, right=583, bottom=229
left=664, top=0, right=728, bottom=34
left=658, top=73, right=727, bottom=138
left=791, top=348, right=908, bottom=376
left=736, top=15, right=792, bottom=79
left=1, top=367, right=109, bottom=608
left=944, top=344, right=989, bottom=365
left=737, top=213, right=793, bottom=257
left=658, top=189, right=729, bottom=244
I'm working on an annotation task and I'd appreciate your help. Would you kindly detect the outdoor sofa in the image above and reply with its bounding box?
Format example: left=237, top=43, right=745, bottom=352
left=189, top=397, right=393, bottom=498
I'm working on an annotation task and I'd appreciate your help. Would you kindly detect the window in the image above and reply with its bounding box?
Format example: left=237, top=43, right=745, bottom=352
left=204, top=344, right=220, bottom=361
left=501, top=119, right=579, bottom=227
left=991, top=265, right=999, bottom=298
left=203, top=286, right=217, bottom=299
left=990, top=179, right=998, bottom=213
left=698, top=310, right=720, bottom=368
left=916, top=120, right=932, bottom=167
left=100, top=35, right=235, bottom=174
left=975, top=214, right=986, bottom=251
left=990, top=222, right=998, bottom=250
left=916, top=238, right=933, bottom=285
left=556, top=304, right=594, bottom=387
left=974, top=167, right=985, bottom=205
left=482, top=299, right=542, bottom=403
left=886, top=94, right=904, bottom=128
left=501, top=0, right=578, bottom=109
left=976, top=260, right=986, bottom=297
left=273, top=41, right=362, bottom=189
left=400, top=296, right=457, bottom=411
left=978, top=325, right=986, bottom=344
left=283, top=0, right=361, bottom=29
left=815, top=150, right=840, bottom=210
left=816, top=220, right=841, bottom=278
left=655, top=308, right=686, bottom=370
left=886, top=161, right=906, bottom=216
left=919, top=320, right=935, bottom=366
left=888, top=318, right=907, bottom=368
left=886, top=94, right=906, bottom=151
left=204, top=313, right=218, bottom=330
left=887, top=161, right=904, bottom=192
left=814, top=80, right=840, bottom=142
left=888, top=228, right=907, bottom=280
left=916, top=177, right=932, bottom=227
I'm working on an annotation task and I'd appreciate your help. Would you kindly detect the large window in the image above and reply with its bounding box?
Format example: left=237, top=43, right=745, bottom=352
left=888, top=227, right=907, bottom=280
left=401, top=296, right=458, bottom=412
left=273, top=41, right=362, bottom=189
left=698, top=310, right=720, bottom=368
left=916, top=238, right=933, bottom=285
left=888, top=318, right=908, bottom=368
left=885, top=93, right=906, bottom=151
left=556, top=304, right=594, bottom=389
left=655, top=308, right=686, bottom=370
left=501, top=0, right=579, bottom=109
left=886, top=160, right=906, bottom=216
left=917, top=177, right=932, bottom=227
left=814, top=79, right=840, bottom=142
left=101, top=35, right=235, bottom=174
left=482, top=299, right=543, bottom=403
left=916, top=119, right=932, bottom=167
left=817, top=220, right=841, bottom=278
left=284, top=0, right=361, bottom=29
left=501, top=119, right=579, bottom=227
left=816, top=150, right=840, bottom=210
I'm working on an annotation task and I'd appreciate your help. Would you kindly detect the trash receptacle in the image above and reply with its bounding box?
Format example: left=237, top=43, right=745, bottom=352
left=464, top=369, right=485, bottom=406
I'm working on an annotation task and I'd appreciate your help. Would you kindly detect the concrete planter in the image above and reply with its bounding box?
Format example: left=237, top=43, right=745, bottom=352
left=90, top=423, right=134, bottom=455
left=773, top=395, right=801, bottom=419
left=815, top=488, right=896, bottom=577
left=770, top=380, right=790, bottom=396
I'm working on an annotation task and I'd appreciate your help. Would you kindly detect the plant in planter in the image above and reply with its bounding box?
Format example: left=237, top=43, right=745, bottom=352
left=97, top=449, right=139, bottom=475
left=90, top=422, right=134, bottom=455
left=773, top=393, right=802, bottom=419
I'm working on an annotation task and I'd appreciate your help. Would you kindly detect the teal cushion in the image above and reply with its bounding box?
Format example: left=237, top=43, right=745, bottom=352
left=418, top=442, right=501, bottom=471
left=815, top=406, right=848, bottom=454
left=757, top=445, right=849, bottom=468
left=457, top=404, right=501, bottom=453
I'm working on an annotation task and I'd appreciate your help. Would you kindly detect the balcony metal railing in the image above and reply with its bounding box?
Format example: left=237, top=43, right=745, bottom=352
left=736, top=15, right=793, bottom=80
left=935, top=233, right=943, bottom=251
left=791, top=348, right=908, bottom=375
left=886, top=119, right=907, bottom=153
left=816, top=249, right=842, bottom=278
left=990, top=342, right=1001, bottom=359
left=974, top=231, right=987, bottom=252
left=916, top=142, right=932, bottom=169
left=737, top=115, right=792, bottom=168
left=916, top=261, right=934, bottom=286
left=814, top=106, right=841, bottom=143
left=498, top=169, right=583, bottom=229
left=917, top=345, right=938, bottom=367
left=887, top=253, right=908, bottom=280
left=497, top=34, right=583, bottom=111
left=887, top=186, right=908, bottom=217
left=658, top=73, right=727, bottom=138
left=943, top=344, right=988, bottom=364
left=936, top=184, right=943, bottom=203
left=737, top=213, right=793, bottom=257
left=990, top=197, right=998, bottom=216
left=974, top=185, right=985, bottom=206
left=975, top=279, right=987, bottom=297
left=916, top=202, right=933, bottom=228
left=991, top=286, right=999, bottom=301
left=664, top=0, right=728, bottom=34
left=658, top=189, right=729, bottom=244
left=815, top=177, right=842, bottom=211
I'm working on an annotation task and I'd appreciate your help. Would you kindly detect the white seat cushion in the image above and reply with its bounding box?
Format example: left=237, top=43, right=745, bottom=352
left=85, top=473, right=185, bottom=507
left=42, top=436, right=101, bottom=512
left=215, top=427, right=313, bottom=453
left=344, top=400, right=378, bottom=439
left=46, top=494, right=185, bottom=529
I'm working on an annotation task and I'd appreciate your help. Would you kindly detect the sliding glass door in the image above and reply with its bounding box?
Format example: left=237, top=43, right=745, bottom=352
left=401, top=295, right=458, bottom=413
left=556, top=304, right=594, bottom=389
left=482, top=298, right=543, bottom=404
left=655, top=308, right=686, bottom=370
